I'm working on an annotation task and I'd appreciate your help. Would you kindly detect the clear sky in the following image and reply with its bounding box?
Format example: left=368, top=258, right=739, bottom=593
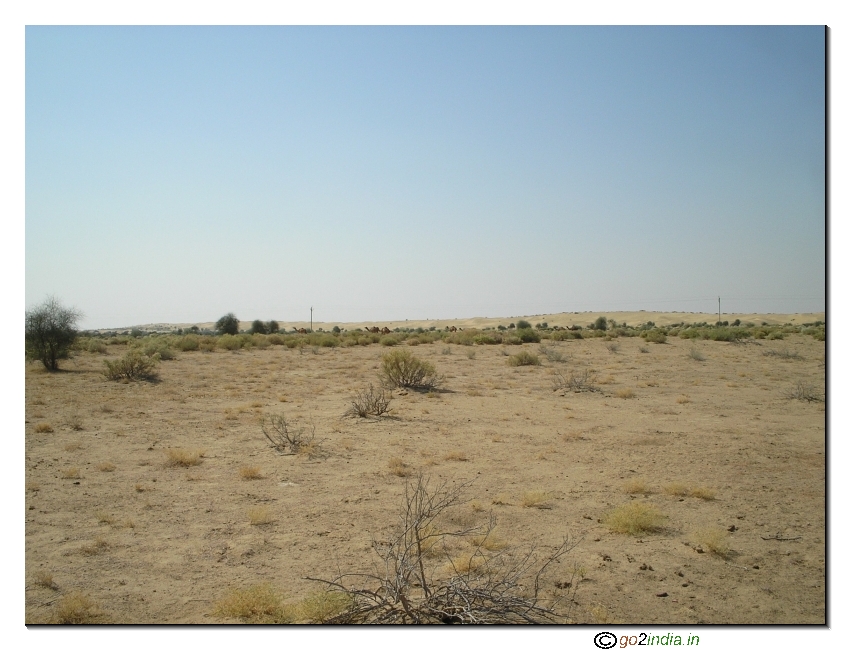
left=25, top=26, right=825, bottom=329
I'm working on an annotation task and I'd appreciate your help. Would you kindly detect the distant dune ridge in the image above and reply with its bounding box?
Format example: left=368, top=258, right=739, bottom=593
left=100, top=310, right=825, bottom=334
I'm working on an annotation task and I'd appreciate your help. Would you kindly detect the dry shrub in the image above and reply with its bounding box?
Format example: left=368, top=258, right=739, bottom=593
left=469, top=532, right=508, bottom=551
left=688, top=487, right=717, bottom=501
left=443, top=451, right=469, bottom=462
left=623, top=479, right=652, bottom=494
left=380, top=349, right=442, bottom=390
left=345, top=384, right=392, bottom=417
left=261, top=414, right=318, bottom=455
left=165, top=448, right=204, bottom=467
left=663, top=482, right=691, bottom=497
left=212, top=583, right=295, bottom=624
left=65, top=413, right=84, bottom=430
left=80, top=537, right=109, bottom=556
left=54, top=592, right=104, bottom=624
left=521, top=491, right=552, bottom=509
left=34, top=570, right=57, bottom=589
left=97, top=462, right=116, bottom=472
left=64, top=441, right=82, bottom=451
left=97, top=512, right=116, bottom=525
left=676, top=395, right=691, bottom=404
left=298, top=590, right=354, bottom=623
left=388, top=457, right=413, bottom=477
left=507, top=350, right=541, bottom=367
left=688, top=347, right=706, bottom=362
left=34, top=422, right=53, bottom=433
left=240, top=466, right=263, bottom=480
left=247, top=506, right=274, bottom=526
left=103, top=350, right=159, bottom=381
left=692, top=527, right=731, bottom=558
left=61, top=467, right=80, bottom=479
left=552, top=369, right=598, bottom=393
left=604, top=502, right=665, bottom=535
left=786, top=381, right=824, bottom=402
left=307, top=474, right=581, bottom=623
left=616, top=388, right=635, bottom=399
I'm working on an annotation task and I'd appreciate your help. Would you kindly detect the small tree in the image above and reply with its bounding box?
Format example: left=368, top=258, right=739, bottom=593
left=25, top=296, right=82, bottom=371
left=215, top=313, right=239, bottom=335
left=267, top=320, right=280, bottom=333
left=250, top=319, right=268, bottom=335
left=594, top=316, right=608, bottom=331
left=516, top=320, right=532, bottom=330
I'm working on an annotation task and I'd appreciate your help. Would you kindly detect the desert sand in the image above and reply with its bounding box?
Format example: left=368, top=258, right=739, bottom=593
left=25, top=314, right=825, bottom=624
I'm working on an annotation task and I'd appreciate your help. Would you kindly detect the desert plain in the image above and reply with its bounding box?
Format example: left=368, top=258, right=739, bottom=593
left=24, top=312, right=826, bottom=624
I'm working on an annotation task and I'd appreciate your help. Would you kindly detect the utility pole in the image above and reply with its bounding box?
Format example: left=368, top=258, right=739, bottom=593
left=310, top=307, right=313, bottom=333
left=718, top=297, right=721, bottom=323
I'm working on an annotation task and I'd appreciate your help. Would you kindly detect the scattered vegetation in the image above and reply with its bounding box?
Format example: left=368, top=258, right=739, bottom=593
left=215, top=313, right=240, bottom=336
left=603, top=502, right=665, bottom=535
left=763, top=348, right=803, bottom=360
left=54, top=592, right=104, bottom=624
left=34, top=422, right=53, bottom=433
left=298, top=590, right=354, bottom=623
left=691, top=527, right=732, bottom=559
left=622, top=479, right=652, bottom=495
left=388, top=457, right=413, bottom=477
left=212, top=583, right=294, bottom=624
left=520, top=491, right=552, bottom=509
left=615, top=388, right=635, bottom=399
left=165, top=448, right=204, bottom=467
left=239, top=466, right=263, bottom=480
left=552, top=369, right=598, bottom=392
left=688, top=347, right=706, bottom=362
left=34, top=570, right=57, bottom=590
left=786, top=381, right=824, bottom=402
left=261, top=414, right=318, bottom=455
left=247, top=506, right=274, bottom=526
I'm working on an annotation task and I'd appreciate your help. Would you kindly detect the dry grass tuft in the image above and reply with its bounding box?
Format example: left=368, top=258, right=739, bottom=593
left=507, top=351, right=541, bottom=367
left=34, top=570, right=57, bottom=589
left=604, top=502, right=665, bottom=535
left=521, top=491, right=552, bottom=509
left=616, top=388, right=635, bottom=399
left=663, top=482, right=691, bottom=497
left=212, top=583, right=295, bottom=624
left=80, top=537, right=109, bottom=556
left=97, top=512, right=116, bottom=526
left=688, top=486, right=717, bottom=501
left=239, top=466, right=263, bottom=480
left=97, top=462, right=116, bottom=472
left=443, top=451, right=469, bottom=462
left=448, top=552, right=487, bottom=574
left=63, top=441, right=83, bottom=452
left=623, top=478, right=652, bottom=494
left=247, top=506, right=274, bottom=526
left=61, top=467, right=80, bottom=480
left=298, top=590, right=354, bottom=623
left=692, top=527, right=732, bottom=558
left=27, top=481, right=41, bottom=492
left=388, top=457, right=413, bottom=477
left=34, top=422, right=54, bottom=433
left=676, top=395, right=691, bottom=404
left=54, top=592, right=104, bottom=624
left=664, top=483, right=716, bottom=500
left=469, top=532, right=508, bottom=551
left=165, top=448, right=205, bottom=467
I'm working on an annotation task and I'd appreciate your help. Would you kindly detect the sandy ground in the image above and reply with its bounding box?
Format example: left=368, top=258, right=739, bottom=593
left=25, top=323, right=825, bottom=624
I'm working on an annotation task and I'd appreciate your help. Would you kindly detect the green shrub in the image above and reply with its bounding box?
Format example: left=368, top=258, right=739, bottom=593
left=250, top=320, right=268, bottom=335
left=217, top=334, right=242, bottom=351
left=642, top=329, right=667, bottom=344
left=103, top=350, right=159, bottom=381
left=141, top=340, right=176, bottom=360
left=268, top=334, right=285, bottom=345
left=380, top=335, right=399, bottom=346
left=215, top=313, right=239, bottom=336
left=594, top=316, right=608, bottom=331
left=267, top=320, right=280, bottom=333
left=86, top=339, right=107, bottom=354
left=516, top=320, right=532, bottom=330
left=507, top=350, right=541, bottom=366
left=473, top=333, right=502, bottom=345
left=516, top=328, right=540, bottom=343
left=175, top=334, right=200, bottom=351
left=380, top=349, right=442, bottom=390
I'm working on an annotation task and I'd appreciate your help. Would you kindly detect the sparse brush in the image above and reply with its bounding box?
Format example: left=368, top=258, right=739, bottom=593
left=298, top=590, right=354, bottom=623
left=213, top=583, right=294, bottom=624
left=763, top=348, right=803, bottom=360
left=638, top=346, right=649, bottom=354
left=247, top=506, right=274, bottom=525
left=469, top=532, right=508, bottom=551
left=261, top=414, right=318, bottom=455
left=643, top=330, right=667, bottom=344
left=552, top=369, right=598, bottom=392
left=540, top=346, right=567, bottom=363
left=521, top=491, right=552, bottom=509
left=507, top=351, right=541, bottom=366
left=240, top=466, right=263, bottom=480
left=604, top=502, right=665, bottom=535
left=786, top=381, right=824, bottom=402
left=34, top=422, right=53, bottom=433
left=380, top=349, right=442, bottom=390
left=606, top=342, right=620, bottom=354
left=54, top=592, right=104, bottom=624
left=97, top=512, right=116, bottom=525
left=165, top=448, right=204, bottom=467
left=345, top=384, right=392, bottom=417
left=623, top=479, right=652, bottom=494
left=65, top=413, right=84, bottom=430
left=688, top=347, right=705, bottom=362
left=80, top=537, right=109, bottom=556
left=388, top=457, right=413, bottom=477
left=692, top=527, right=731, bottom=558
left=466, top=349, right=476, bottom=360
left=103, top=350, right=159, bottom=381
left=616, top=388, right=635, bottom=399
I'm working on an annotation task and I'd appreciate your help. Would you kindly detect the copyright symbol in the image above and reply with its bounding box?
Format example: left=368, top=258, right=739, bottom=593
left=594, top=632, right=618, bottom=649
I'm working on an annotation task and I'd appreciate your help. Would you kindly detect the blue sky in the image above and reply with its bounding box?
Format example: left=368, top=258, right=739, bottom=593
left=25, top=26, right=825, bottom=329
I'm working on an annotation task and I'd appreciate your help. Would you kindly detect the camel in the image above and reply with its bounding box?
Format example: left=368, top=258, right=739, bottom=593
left=367, top=327, right=380, bottom=334
left=297, top=328, right=307, bottom=334
left=381, top=327, right=391, bottom=335
left=448, top=326, right=457, bottom=332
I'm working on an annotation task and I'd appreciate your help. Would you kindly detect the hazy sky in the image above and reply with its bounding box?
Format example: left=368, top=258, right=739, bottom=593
left=25, top=26, right=825, bottom=329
